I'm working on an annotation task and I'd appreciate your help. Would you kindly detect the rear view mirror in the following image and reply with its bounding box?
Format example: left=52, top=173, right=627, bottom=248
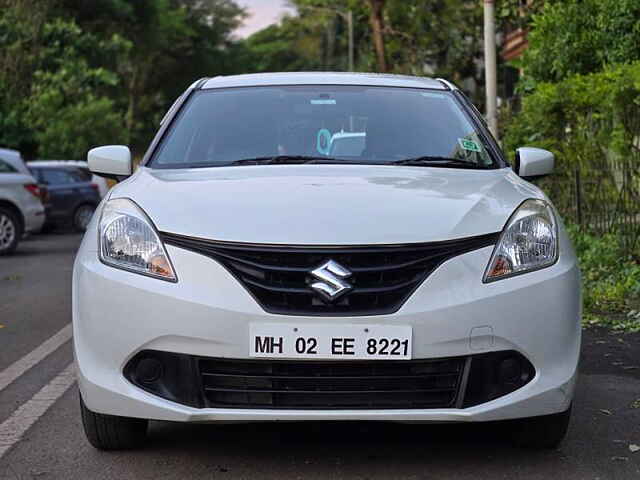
left=87, top=145, right=132, bottom=181
left=515, top=147, right=554, bottom=179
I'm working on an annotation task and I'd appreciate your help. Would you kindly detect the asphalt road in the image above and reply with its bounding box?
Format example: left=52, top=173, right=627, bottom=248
left=0, top=233, right=639, bottom=480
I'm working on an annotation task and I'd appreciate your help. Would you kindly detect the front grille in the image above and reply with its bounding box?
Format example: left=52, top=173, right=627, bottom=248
left=199, top=358, right=467, bottom=409
left=124, top=350, right=535, bottom=410
left=160, top=232, right=499, bottom=316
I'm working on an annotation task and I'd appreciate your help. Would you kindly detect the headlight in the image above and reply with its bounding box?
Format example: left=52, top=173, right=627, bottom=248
left=484, top=199, right=558, bottom=282
left=99, top=198, right=177, bottom=282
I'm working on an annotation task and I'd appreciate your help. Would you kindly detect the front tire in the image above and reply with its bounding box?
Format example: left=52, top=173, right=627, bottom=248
left=79, top=392, right=148, bottom=450
left=72, top=204, right=95, bottom=232
left=0, top=207, right=21, bottom=255
left=509, top=405, right=572, bottom=449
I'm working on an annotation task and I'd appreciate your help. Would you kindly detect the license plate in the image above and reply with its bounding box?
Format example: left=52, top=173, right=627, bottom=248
left=249, top=323, right=412, bottom=360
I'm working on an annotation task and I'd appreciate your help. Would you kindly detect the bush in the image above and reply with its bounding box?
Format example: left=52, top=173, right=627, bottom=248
left=567, top=224, right=640, bottom=332
left=520, top=0, right=640, bottom=84
left=504, top=62, right=640, bottom=158
left=504, top=62, right=640, bottom=255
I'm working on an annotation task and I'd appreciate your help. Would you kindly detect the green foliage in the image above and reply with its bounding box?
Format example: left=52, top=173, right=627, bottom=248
left=29, top=96, right=124, bottom=160
left=242, top=0, right=369, bottom=73
left=502, top=0, right=640, bottom=331
left=243, top=0, right=490, bottom=104
left=521, top=0, right=640, bottom=84
left=504, top=63, right=640, bottom=254
left=496, top=0, right=543, bottom=30
left=66, top=0, right=248, bottom=149
left=25, top=19, right=126, bottom=158
left=384, top=0, right=484, bottom=82
left=0, top=12, right=127, bottom=158
left=567, top=224, right=640, bottom=332
left=0, top=0, right=53, bottom=154
left=505, top=62, right=640, bottom=162
left=243, top=18, right=324, bottom=72
left=0, top=0, right=247, bottom=158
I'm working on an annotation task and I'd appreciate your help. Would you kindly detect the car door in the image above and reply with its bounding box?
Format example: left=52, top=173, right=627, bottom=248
left=36, top=168, right=78, bottom=220
left=65, top=167, right=101, bottom=207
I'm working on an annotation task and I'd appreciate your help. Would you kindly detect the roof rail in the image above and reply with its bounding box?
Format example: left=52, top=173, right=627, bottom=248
left=436, top=78, right=458, bottom=91
left=193, top=77, right=210, bottom=89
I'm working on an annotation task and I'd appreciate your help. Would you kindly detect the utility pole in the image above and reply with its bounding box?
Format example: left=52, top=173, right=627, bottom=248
left=347, top=10, right=354, bottom=71
left=298, top=6, right=356, bottom=72
left=483, top=0, right=498, bottom=138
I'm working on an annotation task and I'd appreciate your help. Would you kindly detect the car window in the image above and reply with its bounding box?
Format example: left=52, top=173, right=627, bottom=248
left=150, top=86, right=498, bottom=169
left=0, top=159, right=17, bottom=173
left=454, top=90, right=507, bottom=164
left=69, top=168, right=92, bottom=182
left=38, top=168, right=78, bottom=185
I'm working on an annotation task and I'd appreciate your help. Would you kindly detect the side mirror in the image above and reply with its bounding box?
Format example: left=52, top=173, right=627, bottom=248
left=87, top=145, right=132, bottom=181
left=515, top=147, right=554, bottom=179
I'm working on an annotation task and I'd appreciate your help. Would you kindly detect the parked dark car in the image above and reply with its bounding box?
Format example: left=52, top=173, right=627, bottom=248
left=29, top=165, right=101, bottom=231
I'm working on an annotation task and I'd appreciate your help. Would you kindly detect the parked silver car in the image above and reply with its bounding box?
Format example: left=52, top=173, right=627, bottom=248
left=0, top=149, right=45, bottom=254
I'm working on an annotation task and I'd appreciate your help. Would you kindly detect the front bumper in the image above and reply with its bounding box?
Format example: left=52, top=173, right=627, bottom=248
left=73, top=229, right=581, bottom=423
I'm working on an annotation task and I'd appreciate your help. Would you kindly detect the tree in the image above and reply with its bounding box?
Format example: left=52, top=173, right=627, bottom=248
left=100, top=0, right=246, bottom=149
left=0, top=0, right=247, bottom=157
left=382, top=0, right=485, bottom=90
left=243, top=18, right=323, bottom=72
left=366, top=0, right=387, bottom=72
left=242, top=0, right=369, bottom=73
left=243, top=0, right=488, bottom=99
left=520, top=0, right=640, bottom=84
left=0, top=2, right=125, bottom=158
left=0, top=0, right=54, bottom=155
left=25, top=19, right=126, bottom=159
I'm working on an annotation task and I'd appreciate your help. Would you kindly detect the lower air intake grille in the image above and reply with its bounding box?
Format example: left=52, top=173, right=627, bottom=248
left=160, top=232, right=499, bottom=316
left=124, top=350, right=535, bottom=410
left=198, top=358, right=467, bottom=409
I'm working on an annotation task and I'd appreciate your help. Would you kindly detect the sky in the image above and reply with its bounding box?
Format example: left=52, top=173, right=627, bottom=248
left=235, top=0, right=294, bottom=38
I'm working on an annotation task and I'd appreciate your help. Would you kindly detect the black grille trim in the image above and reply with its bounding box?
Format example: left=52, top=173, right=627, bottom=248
left=123, top=350, right=535, bottom=410
left=199, top=357, right=468, bottom=409
left=160, top=232, right=500, bottom=316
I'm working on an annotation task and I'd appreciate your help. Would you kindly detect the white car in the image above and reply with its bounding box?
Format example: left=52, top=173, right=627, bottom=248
left=73, top=73, right=581, bottom=451
left=0, top=151, right=45, bottom=254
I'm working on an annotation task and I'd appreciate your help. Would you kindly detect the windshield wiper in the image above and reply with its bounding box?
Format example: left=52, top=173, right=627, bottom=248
left=227, top=155, right=347, bottom=166
left=389, top=156, right=484, bottom=169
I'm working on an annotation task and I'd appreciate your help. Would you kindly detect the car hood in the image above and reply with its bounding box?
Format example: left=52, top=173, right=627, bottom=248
left=110, top=165, right=543, bottom=245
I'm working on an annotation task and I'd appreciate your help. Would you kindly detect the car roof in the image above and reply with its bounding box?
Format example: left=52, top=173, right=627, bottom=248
left=201, top=72, right=449, bottom=91
left=0, top=148, right=20, bottom=158
left=28, top=161, right=88, bottom=168
left=0, top=148, right=31, bottom=175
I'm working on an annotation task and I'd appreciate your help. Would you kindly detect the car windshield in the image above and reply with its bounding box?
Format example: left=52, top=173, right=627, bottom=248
left=150, top=86, right=498, bottom=169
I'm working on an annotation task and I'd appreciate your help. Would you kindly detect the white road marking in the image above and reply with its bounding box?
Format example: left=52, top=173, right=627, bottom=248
left=0, top=363, right=75, bottom=459
left=0, top=324, right=72, bottom=393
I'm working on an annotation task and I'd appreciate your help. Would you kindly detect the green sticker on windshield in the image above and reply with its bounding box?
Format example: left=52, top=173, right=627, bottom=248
left=458, top=138, right=481, bottom=153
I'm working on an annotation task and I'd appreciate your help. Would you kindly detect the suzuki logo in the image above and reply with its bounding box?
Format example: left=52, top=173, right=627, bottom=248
left=309, top=260, right=353, bottom=302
